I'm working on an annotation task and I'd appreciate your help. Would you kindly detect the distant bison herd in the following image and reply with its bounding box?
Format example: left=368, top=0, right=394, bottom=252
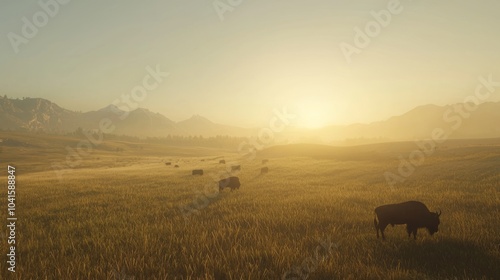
left=164, top=158, right=269, bottom=176
left=162, top=159, right=270, bottom=193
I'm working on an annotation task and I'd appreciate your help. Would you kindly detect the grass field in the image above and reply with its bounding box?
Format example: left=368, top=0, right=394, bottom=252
left=0, top=132, right=499, bottom=279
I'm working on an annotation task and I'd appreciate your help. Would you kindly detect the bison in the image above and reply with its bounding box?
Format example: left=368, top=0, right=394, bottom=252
left=174, top=165, right=179, bottom=168
left=374, top=201, right=441, bottom=240
left=192, top=169, right=203, bottom=175
left=219, top=176, right=240, bottom=191
left=219, top=160, right=226, bottom=164
left=165, top=162, right=171, bottom=166
left=261, top=167, right=269, bottom=174
left=231, top=165, right=241, bottom=171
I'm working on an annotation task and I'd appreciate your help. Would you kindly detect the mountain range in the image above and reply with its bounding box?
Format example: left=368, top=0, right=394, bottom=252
left=0, top=96, right=499, bottom=143
left=0, top=97, right=251, bottom=137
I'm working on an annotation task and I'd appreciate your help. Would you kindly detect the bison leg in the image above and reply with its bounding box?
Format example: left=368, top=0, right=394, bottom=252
left=379, top=222, right=388, bottom=240
left=406, top=225, right=412, bottom=238
left=406, top=224, right=418, bottom=240
left=374, top=215, right=388, bottom=240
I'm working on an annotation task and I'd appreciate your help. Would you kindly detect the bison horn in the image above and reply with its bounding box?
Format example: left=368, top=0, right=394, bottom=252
left=437, top=209, right=442, bottom=217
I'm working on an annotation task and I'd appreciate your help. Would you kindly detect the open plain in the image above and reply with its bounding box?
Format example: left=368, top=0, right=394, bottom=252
left=0, top=132, right=499, bottom=279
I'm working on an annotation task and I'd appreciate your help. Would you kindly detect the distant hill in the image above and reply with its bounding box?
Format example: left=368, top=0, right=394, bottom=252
left=314, top=102, right=500, bottom=144
left=177, top=115, right=250, bottom=137
left=259, top=138, right=500, bottom=160
left=81, top=106, right=183, bottom=137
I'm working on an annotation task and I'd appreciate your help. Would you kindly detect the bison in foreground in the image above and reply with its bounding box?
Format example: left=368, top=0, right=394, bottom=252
left=219, top=177, right=240, bottom=191
left=374, top=201, right=441, bottom=240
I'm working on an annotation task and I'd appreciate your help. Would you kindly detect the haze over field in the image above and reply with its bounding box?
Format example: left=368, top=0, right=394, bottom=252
left=2, top=1, right=500, bottom=128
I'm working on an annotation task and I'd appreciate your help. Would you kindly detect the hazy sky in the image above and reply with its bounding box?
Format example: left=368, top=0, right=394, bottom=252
left=1, top=1, right=499, bottom=128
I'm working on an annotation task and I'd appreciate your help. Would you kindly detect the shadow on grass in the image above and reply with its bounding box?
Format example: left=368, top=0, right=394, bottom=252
left=375, top=237, right=499, bottom=279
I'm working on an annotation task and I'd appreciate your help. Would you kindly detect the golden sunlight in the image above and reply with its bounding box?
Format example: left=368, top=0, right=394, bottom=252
left=296, top=98, right=330, bottom=129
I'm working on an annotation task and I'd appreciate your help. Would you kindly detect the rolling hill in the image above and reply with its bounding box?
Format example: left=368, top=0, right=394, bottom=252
left=314, top=102, right=500, bottom=144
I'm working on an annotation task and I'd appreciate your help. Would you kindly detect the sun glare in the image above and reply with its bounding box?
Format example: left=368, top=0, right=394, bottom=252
left=296, top=99, right=329, bottom=129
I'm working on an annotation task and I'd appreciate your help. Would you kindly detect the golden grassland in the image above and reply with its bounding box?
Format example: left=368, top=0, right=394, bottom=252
left=0, top=132, right=499, bottom=279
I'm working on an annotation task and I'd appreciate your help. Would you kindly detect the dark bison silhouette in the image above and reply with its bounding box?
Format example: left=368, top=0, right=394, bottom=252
left=261, top=167, right=269, bottom=174
left=231, top=165, right=241, bottom=171
left=174, top=165, right=179, bottom=168
left=219, top=160, right=226, bottom=164
left=165, top=162, right=171, bottom=166
left=374, top=201, right=441, bottom=240
left=192, top=169, right=203, bottom=175
left=219, top=177, right=240, bottom=191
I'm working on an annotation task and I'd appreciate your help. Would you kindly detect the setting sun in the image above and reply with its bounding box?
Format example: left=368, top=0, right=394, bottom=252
left=296, top=98, right=330, bottom=129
